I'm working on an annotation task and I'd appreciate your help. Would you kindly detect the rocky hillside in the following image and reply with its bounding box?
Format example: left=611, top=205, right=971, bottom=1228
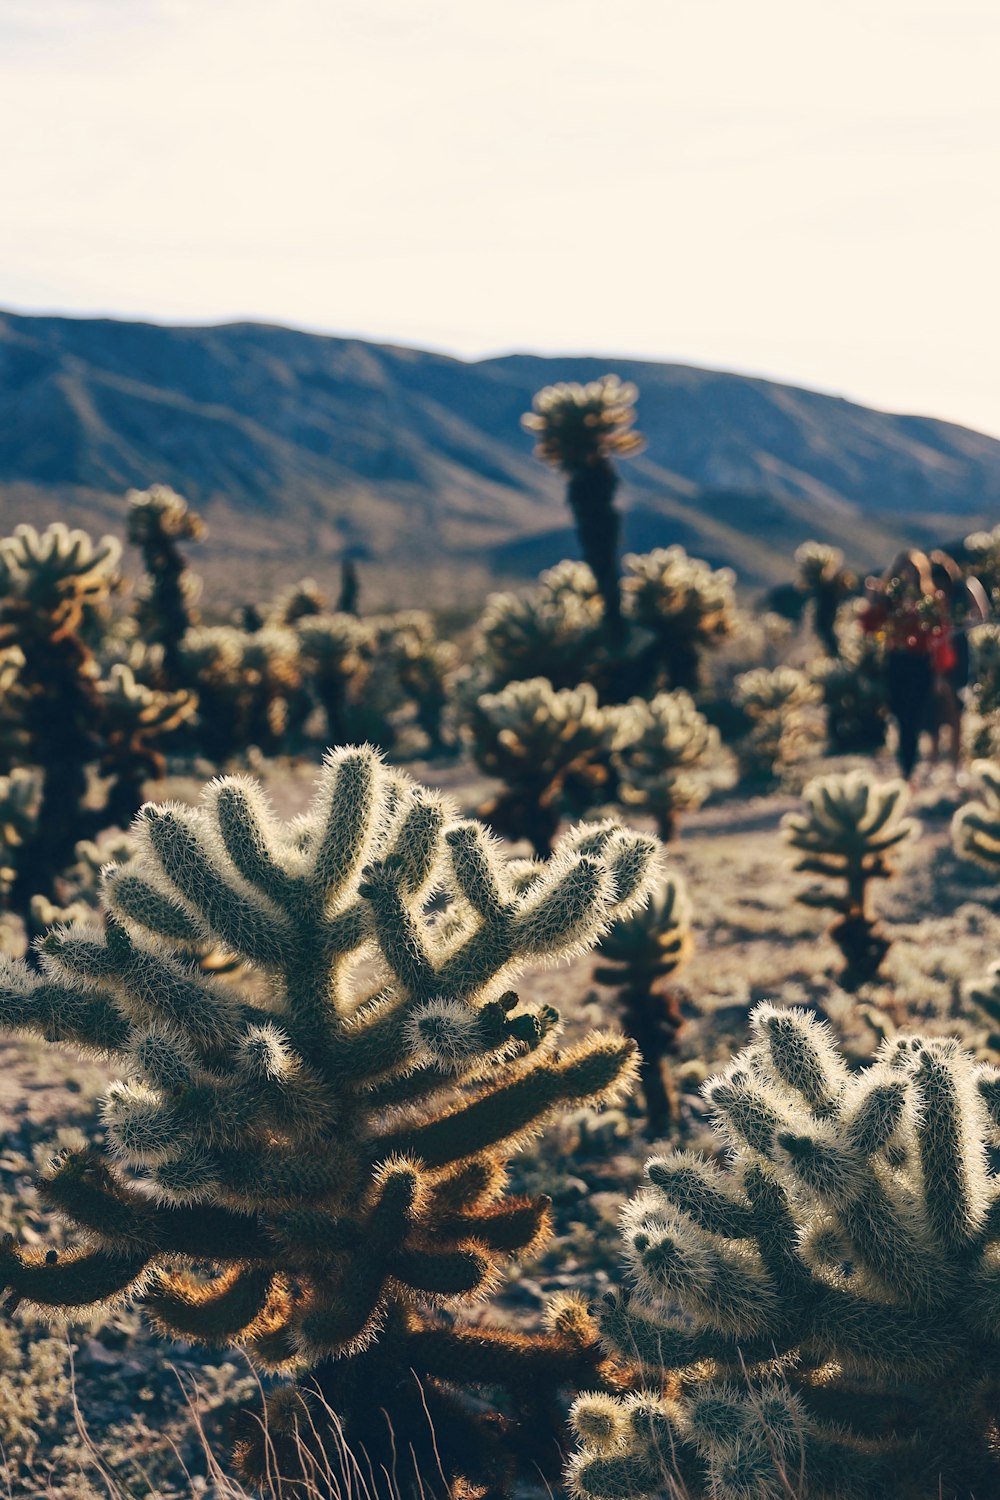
left=1, top=310, right=997, bottom=603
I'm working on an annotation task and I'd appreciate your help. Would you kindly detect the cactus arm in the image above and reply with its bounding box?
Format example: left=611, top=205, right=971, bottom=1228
left=143, top=1265, right=286, bottom=1342
left=0, top=1241, right=151, bottom=1310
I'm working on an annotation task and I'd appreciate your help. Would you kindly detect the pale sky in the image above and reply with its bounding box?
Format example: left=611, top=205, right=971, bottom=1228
left=2, top=0, right=999, bottom=435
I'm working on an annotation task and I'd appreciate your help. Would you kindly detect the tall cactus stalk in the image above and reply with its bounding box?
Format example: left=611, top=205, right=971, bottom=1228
left=522, top=377, right=644, bottom=647
left=126, top=486, right=204, bottom=689
left=0, top=747, right=658, bottom=1498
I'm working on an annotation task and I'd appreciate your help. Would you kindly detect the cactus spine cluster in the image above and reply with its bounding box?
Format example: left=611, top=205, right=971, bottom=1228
left=783, top=769, right=916, bottom=991
left=593, top=875, right=693, bottom=1133
left=523, top=377, right=643, bottom=645
left=568, top=1003, right=1000, bottom=1500
left=0, top=746, right=659, bottom=1497
left=734, top=665, right=822, bottom=785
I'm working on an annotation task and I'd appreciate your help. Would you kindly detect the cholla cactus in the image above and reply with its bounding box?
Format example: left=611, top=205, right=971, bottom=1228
left=783, top=770, right=916, bottom=991
left=568, top=1003, right=1000, bottom=1500
left=795, top=541, right=855, bottom=657
left=97, top=664, right=197, bottom=828
left=0, top=747, right=657, bottom=1497
left=964, top=524, right=1000, bottom=611
left=733, top=666, right=822, bottom=786
left=389, top=612, right=460, bottom=755
left=296, top=612, right=372, bottom=745
left=180, top=626, right=301, bottom=759
left=0, top=768, right=42, bottom=902
left=472, top=679, right=622, bottom=855
left=965, top=964, right=1000, bottom=1053
left=614, top=692, right=719, bottom=841
left=0, top=524, right=121, bottom=906
left=126, top=486, right=204, bottom=687
left=268, top=577, right=327, bottom=627
left=523, top=377, right=644, bottom=644
left=811, top=608, right=887, bottom=753
left=477, top=565, right=605, bottom=693
left=952, top=758, right=1000, bottom=869
left=621, top=547, right=735, bottom=692
left=593, top=876, right=693, bottom=1133
left=970, top=623, right=1000, bottom=718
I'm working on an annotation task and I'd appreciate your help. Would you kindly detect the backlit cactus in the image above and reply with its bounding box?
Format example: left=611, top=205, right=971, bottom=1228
left=0, top=747, right=659, bottom=1498
left=614, top=691, right=719, bottom=841
left=733, top=666, right=822, bottom=786
left=593, top=875, right=693, bottom=1133
left=0, top=523, right=121, bottom=906
left=811, top=608, right=888, bottom=753
left=795, top=541, right=856, bottom=657
left=471, top=678, right=622, bottom=855
left=0, top=768, right=42, bottom=902
left=127, top=486, right=204, bottom=688
left=295, top=612, right=373, bottom=745
left=97, top=664, right=197, bottom=829
left=477, top=563, right=605, bottom=693
left=568, top=1003, right=1000, bottom=1500
left=622, top=546, right=736, bottom=692
left=523, top=376, right=644, bottom=644
left=783, top=769, right=916, bottom=990
left=952, top=758, right=1000, bottom=870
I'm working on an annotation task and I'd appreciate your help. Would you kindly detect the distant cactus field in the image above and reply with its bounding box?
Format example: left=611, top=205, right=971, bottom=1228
left=3, top=375, right=1000, bottom=1499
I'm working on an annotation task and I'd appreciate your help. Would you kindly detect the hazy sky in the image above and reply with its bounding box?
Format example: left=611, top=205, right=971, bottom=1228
left=2, top=0, right=999, bottom=434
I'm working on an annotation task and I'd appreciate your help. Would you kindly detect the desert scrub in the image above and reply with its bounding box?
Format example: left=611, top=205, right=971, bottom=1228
left=733, top=665, right=822, bottom=787
left=523, top=376, right=643, bottom=645
left=783, top=769, right=917, bottom=991
left=593, top=875, right=693, bottom=1134
left=613, top=691, right=720, bottom=841
left=126, top=486, right=205, bottom=689
left=471, top=677, right=623, bottom=855
left=0, top=746, right=659, bottom=1499
left=568, top=1002, right=1000, bottom=1500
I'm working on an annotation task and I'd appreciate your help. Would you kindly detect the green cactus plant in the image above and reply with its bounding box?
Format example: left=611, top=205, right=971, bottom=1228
left=388, top=611, right=460, bottom=756
left=811, top=610, right=888, bottom=754
left=795, top=541, right=856, bottom=657
left=783, top=769, right=917, bottom=991
left=733, top=666, right=822, bottom=787
left=522, top=377, right=644, bottom=645
left=593, top=875, right=693, bottom=1134
left=0, top=523, right=121, bottom=908
left=568, top=1002, right=1000, bottom=1500
left=0, top=768, right=42, bottom=904
left=613, top=691, right=720, bottom=841
left=126, top=486, right=205, bottom=688
left=0, top=746, right=659, bottom=1498
left=622, top=546, right=736, bottom=693
left=471, top=678, right=622, bottom=855
left=295, top=612, right=372, bottom=746
left=476, top=563, right=606, bottom=694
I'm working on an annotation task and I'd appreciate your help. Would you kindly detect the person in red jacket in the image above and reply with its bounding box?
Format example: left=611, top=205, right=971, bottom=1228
left=861, top=549, right=949, bottom=783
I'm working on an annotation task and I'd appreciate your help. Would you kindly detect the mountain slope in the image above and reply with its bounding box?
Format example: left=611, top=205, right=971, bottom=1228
left=1, top=311, right=997, bottom=603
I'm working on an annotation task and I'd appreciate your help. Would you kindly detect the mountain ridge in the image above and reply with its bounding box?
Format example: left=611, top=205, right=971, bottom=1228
left=1, top=310, right=997, bottom=607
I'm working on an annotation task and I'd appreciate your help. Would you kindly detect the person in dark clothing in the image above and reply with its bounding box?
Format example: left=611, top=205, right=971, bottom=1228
left=861, top=549, right=948, bottom=784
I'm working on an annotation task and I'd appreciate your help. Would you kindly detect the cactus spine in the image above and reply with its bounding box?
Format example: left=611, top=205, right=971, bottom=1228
left=783, top=769, right=916, bottom=991
left=568, top=1003, right=1000, bottom=1500
left=0, top=747, right=659, bottom=1497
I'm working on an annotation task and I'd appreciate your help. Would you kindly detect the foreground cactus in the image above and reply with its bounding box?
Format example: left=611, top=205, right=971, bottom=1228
left=523, top=377, right=643, bottom=644
left=614, top=692, right=719, bottom=841
left=471, top=678, right=622, bottom=855
left=568, top=1003, right=1000, bottom=1500
left=593, top=875, right=693, bottom=1133
left=783, top=770, right=916, bottom=990
left=0, top=747, right=658, bottom=1498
